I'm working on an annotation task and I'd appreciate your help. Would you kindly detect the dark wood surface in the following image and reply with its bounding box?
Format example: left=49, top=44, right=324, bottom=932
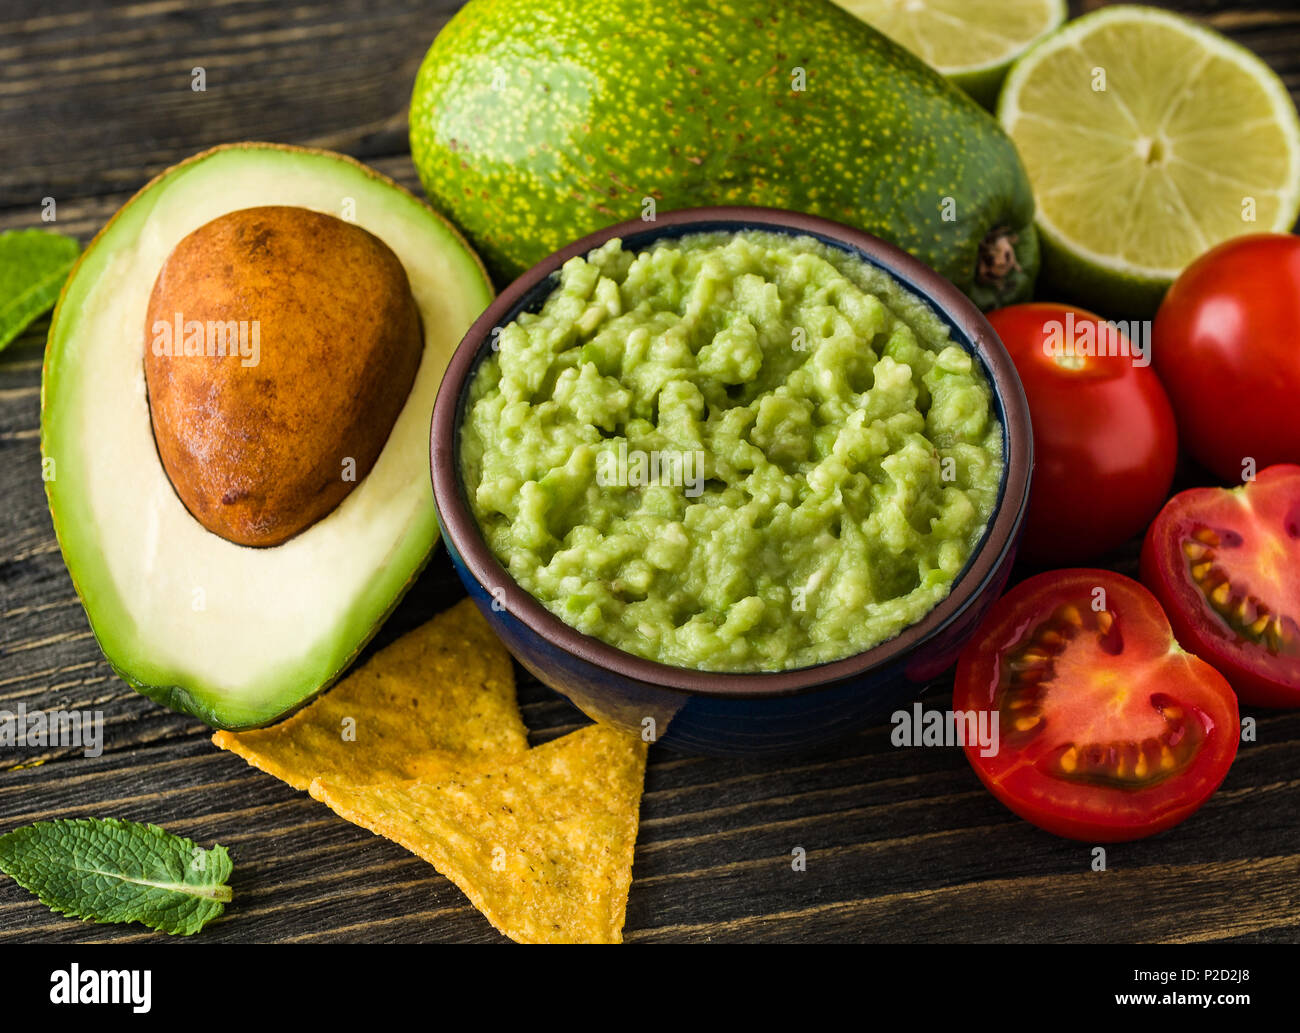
left=2, top=0, right=1299, bottom=944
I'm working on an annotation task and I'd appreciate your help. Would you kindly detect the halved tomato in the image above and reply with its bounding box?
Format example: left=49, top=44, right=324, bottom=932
left=1141, top=464, right=1300, bottom=707
left=954, top=570, right=1239, bottom=842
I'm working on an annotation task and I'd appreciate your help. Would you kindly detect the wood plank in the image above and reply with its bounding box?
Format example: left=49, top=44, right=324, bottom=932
left=0, top=0, right=466, bottom=208
left=3, top=0, right=1300, bottom=943
left=627, top=855, right=1300, bottom=944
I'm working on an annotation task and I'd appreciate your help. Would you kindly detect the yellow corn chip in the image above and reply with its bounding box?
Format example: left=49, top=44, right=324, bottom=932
left=212, top=598, right=528, bottom=790
left=309, top=723, right=648, bottom=944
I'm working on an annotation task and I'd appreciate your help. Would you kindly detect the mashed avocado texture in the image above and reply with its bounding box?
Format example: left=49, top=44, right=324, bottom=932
left=460, top=231, right=1003, bottom=672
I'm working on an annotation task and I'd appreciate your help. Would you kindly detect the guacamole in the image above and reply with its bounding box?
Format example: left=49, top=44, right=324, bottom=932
left=460, top=231, right=1004, bottom=672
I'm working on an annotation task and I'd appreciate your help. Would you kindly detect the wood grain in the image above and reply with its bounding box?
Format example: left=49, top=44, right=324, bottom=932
left=2, top=0, right=1300, bottom=943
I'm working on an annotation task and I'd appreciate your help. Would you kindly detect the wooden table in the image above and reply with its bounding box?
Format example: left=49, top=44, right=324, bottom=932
left=2, top=0, right=1298, bottom=944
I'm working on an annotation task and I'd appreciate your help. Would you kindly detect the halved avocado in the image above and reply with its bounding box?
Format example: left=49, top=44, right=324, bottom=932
left=42, top=143, right=493, bottom=729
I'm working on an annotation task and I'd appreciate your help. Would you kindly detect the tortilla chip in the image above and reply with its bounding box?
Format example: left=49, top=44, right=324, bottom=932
left=309, top=723, right=648, bottom=944
left=212, top=599, right=528, bottom=791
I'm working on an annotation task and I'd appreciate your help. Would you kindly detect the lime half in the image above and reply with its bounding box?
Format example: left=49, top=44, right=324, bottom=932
left=1000, top=5, right=1300, bottom=315
left=835, top=0, right=1067, bottom=108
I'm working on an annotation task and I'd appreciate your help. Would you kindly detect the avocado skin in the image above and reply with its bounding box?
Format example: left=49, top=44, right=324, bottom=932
left=410, top=0, right=1037, bottom=307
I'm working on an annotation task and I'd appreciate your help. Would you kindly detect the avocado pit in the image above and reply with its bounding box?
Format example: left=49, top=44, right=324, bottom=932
left=144, top=205, right=422, bottom=547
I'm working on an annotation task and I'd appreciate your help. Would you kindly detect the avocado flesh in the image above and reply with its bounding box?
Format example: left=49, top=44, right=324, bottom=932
left=42, top=144, right=493, bottom=729
left=409, top=0, right=1038, bottom=308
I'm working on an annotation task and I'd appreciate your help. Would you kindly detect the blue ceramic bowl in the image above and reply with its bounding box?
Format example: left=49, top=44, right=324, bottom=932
left=431, top=207, right=1032, bottom=756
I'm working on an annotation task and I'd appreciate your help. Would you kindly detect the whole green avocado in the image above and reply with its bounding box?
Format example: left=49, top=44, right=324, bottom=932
left=410, top=0, right=1038, bottom=309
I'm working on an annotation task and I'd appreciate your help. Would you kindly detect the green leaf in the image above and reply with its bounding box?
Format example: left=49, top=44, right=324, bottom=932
left=0, top=817, right=233, bottom=936
left=0, top=228, right=81, bottom=353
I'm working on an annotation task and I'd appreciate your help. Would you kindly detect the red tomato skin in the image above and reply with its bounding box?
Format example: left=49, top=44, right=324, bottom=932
left=1153, top=234, right=1300, bottom=483
left=1140, top=464, right=1300, bottom=708
left=987, top=304, right=1177, bottom=565
left=954, top=570, right=1239, bottom=842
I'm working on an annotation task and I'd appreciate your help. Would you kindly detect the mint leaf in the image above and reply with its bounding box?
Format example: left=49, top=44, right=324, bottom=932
left=0, top=818, right=233, bottom=936
left=0, top=228, right=81, bottom=353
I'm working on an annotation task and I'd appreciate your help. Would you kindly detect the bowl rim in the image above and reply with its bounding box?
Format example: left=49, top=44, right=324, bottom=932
left=430, top=205, right=1032, bottom=698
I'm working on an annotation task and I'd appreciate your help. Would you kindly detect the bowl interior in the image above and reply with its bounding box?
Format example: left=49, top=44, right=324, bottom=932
left=433, top=206, right=1032, bottom=696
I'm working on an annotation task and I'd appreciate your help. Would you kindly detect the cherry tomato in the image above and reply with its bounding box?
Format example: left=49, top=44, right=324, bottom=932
left=1141, top=464, right=1300, bottom=707
left=954, top=570, right=1239, bottom=842
left=1153, top=233, right=1300, bottom=483
left=987, top=304, right=1177, bottom=564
